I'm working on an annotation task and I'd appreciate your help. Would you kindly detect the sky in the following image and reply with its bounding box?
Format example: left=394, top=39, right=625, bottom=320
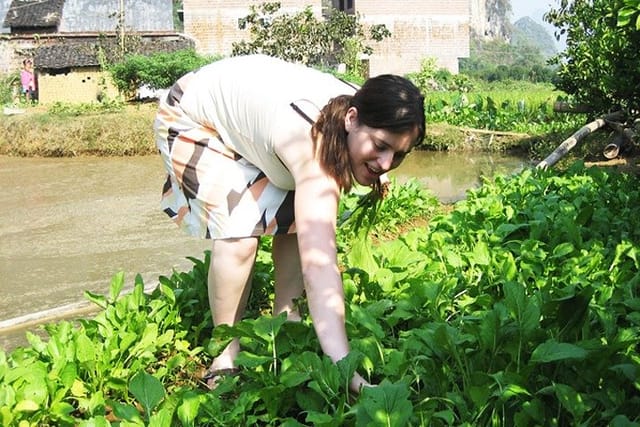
left=510, top=0, right=557, bottom=21
left=510, top=0, right=566, bottom=50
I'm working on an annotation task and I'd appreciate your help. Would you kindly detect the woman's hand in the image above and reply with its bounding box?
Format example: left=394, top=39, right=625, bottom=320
left=350, top=371, right=374, bottom=393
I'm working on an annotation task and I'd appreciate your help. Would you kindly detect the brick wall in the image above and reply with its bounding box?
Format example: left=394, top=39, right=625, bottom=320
left=182, top=0, right=470, bottom=76
left=183, top=0, right=322, bottom=55
left=355, top=0, right=470, bottom=76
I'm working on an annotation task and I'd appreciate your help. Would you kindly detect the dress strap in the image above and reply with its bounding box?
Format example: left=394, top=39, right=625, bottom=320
left=289, top=98, right=321, bottom=125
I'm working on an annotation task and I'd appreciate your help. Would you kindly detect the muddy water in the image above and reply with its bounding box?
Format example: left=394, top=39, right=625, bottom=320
left=391, top=150, right=531, bottom=203
left=0, top=151, right=528, bottom=351
left=0, top=156, right=210, bottom=350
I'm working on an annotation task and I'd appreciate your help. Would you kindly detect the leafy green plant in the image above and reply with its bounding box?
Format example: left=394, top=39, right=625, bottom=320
left=423, top=83, right=586, bottom=135
left=108, top=49, right=218, bottom=98
left=407, top=57, right=476, bottom=94
left=0, top=72, right=19, bottom=106
left=2, top=170, right=640, bottom=425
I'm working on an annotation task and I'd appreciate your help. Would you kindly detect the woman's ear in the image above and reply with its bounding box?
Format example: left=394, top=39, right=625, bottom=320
left=344, top=106, right=358, bottom=132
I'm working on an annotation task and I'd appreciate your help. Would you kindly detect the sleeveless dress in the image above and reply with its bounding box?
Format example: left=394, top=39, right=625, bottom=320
left=154, top=55, right=357, bottom=239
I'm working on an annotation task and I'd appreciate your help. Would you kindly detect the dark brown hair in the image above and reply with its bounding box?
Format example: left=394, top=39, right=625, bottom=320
left=311, top=75, right=425, bottom=193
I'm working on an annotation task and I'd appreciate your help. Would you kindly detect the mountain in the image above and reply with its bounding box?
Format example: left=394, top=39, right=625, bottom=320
left=511, top=16, right=558, bottom=57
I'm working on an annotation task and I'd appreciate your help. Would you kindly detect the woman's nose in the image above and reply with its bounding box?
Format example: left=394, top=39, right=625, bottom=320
left=378, top=151, right=394, bottom=171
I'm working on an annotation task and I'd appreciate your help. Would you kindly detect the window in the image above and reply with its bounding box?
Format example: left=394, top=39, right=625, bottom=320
left=335, top=0, right=354, bottom=14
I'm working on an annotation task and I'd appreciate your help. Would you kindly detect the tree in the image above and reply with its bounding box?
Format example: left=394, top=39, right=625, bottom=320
left=459, top=36, right=555, bottom=83
left=546, top=0, right=640, bottom=116
left=231, top=2, right=389, bottom=78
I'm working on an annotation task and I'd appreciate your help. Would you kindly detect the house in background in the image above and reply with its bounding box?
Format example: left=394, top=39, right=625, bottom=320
left=180, top=0, right=470, bottom=76
left=0, top=0, right=193, bottom=104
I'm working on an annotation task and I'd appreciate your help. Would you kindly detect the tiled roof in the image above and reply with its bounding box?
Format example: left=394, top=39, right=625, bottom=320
left=4, top=0, right=65, bottom=29
left=35, top=36, right=195, bottom=69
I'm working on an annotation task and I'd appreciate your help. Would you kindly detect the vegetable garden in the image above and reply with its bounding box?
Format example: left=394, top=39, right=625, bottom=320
left=1, top=165, right=639, bottom=426
left=2, top=1, right=640, bottom=425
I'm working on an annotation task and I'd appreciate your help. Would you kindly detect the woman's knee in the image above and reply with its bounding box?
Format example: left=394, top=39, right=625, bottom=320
left=212, top=237, right=259, bottom=265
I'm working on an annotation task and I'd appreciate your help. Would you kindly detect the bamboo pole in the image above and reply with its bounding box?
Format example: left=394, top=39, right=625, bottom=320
left=536, top=112, right=625, bottom=169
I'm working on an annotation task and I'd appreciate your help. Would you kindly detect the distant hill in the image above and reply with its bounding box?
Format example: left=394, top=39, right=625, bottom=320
left=511, top=16, right=558, bottom=57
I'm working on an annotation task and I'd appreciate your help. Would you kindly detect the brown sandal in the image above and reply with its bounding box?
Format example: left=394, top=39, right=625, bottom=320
left=202, top=367, right=240, bottom=390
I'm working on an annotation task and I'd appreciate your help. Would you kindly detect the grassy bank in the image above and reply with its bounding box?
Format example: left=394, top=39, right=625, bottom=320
left=0, top=102, right=535, bottom=158
left=0, top=103, right=159, bottom=157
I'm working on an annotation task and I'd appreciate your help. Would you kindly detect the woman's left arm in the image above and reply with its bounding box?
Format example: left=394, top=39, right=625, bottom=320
left=274, top=124, right=369, bottom=391
left=291, top=158, right=370, bottom=391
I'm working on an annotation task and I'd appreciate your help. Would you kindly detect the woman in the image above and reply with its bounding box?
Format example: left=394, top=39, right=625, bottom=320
left=20, top=58, right=36, bottom=102
left=154, top=54, right=425, bottom=392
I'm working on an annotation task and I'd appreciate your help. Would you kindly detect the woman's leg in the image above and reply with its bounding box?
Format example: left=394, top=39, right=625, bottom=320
left=207, top=236, right=259, bottom=372
left=272, top=233, right=304, bottom=322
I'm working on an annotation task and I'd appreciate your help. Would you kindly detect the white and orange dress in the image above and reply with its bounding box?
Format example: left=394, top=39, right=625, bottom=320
left=154, top=54, right=357, bottom=239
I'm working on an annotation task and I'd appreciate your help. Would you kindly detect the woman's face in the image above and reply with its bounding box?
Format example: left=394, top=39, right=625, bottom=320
left=345, top=107, right=417, bottom=186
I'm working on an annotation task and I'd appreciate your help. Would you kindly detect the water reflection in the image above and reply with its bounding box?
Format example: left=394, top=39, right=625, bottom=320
left=391, top=150, right=531, bottom=203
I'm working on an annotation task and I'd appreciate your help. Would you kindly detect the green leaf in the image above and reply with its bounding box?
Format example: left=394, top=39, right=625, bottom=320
left=503, top=281, right=540, bottom=338
left=235, top=351, right=273, bottom=368
left=500, top=252, right=517, bottom=281
left=252, top=313, right=287, bottom=342
left=553, top=383, right=590, bottom=421
left=336, top=351, right=363, bottom=389
left=445, top=250, right=464, bottom=268
left=148, top=407, right=174, bottom=427
left=76, top=332, right=97, bottom=363
left=530, top=340, right=588, bottom=363
left=348, top=236, right=379, bottom=274
left=356, top=380, right=413, bottom=427
left=499, top=383, right=531, bottom=400
left=176, top=391, right=201, bottom=427
left=470, top=240, right=490, bottom=265
left=305, top=411, right=335, bottom=424
left=23, top=379, right=48, bottom=406
left=71, top=379, right=88, bottom=397
left=77, top=416, right=112, bottom=427
left=50, top=401, right=76, bottom=423
left=350, top=305, right=385, bottom=339
left=109, top=400, right=143, bottom=423
left=551, top=242, right=575, bottom=258
left=280, top=369, right=310, bottom=388
left=109, top=271, right=126, bottom=302
left=14, top=399, right=39, bottom=412
left=294, top=388, right=325, bottom=412
left=84, top=291, right=107, bottom=310
left=57, top=361, right=78, bottom=390
left=129, top=371, right=165, bottom=417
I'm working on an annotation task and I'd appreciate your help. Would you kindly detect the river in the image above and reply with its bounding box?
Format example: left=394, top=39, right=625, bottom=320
left=0, top=151, right=530, bottom=350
